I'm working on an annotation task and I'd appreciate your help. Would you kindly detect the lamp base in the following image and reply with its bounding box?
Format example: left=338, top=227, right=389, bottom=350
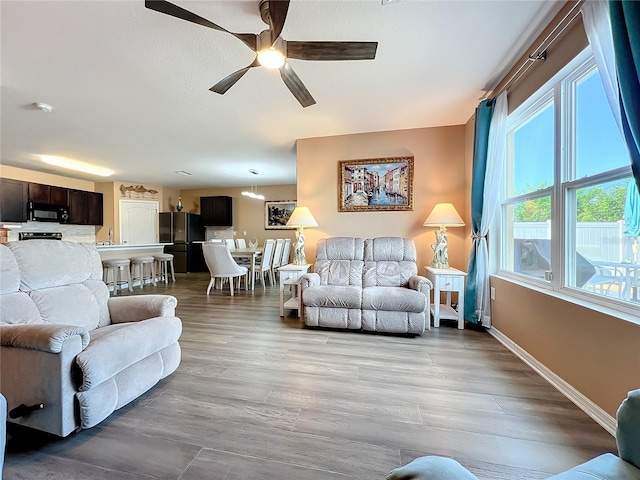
left=431, top=260, right=450, bottom=269
left=430, top=228, right=449, bottom=270
left=293, top=227, right=306, bottom=265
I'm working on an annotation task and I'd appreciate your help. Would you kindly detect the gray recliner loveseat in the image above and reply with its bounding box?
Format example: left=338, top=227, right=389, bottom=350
left=300, top=237, right=432, bottom=335
left=0, top=240, right=182, bottom=437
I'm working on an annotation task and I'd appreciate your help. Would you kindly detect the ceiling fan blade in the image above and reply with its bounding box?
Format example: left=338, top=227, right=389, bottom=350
left=267, top=0, right=290, bottom=45
left=145, top=0, right=257, bottom=51
left=210, top=59, right=259, bottom=95
left=279, top=62, right=315, bottom=108
left=286, top=41, right=378, bottom=61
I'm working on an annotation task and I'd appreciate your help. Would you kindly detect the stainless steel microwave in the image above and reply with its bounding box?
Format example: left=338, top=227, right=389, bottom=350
left=28, top=202, right=70, bottom=223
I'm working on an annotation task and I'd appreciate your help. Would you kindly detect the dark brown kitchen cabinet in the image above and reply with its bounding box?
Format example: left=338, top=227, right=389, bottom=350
left=0, top=178, right=28, bottom=222
left=69, top=190, right=103, bottom=225
left=28, top=183, right=69, bottom=206
left=200, top=196, right=233, bottom=226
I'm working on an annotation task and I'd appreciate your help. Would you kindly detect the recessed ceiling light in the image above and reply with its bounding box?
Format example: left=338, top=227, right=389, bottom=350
left=33, top=102, right=53, bottom=113
left=249, top=169, right=259, bottom=175
left=38, top=155, right=114, bottom=177
left=174, top=170, right=192, bottom=176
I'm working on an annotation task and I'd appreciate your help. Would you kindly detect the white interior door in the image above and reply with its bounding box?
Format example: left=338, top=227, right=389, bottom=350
left=120, top=200, right=159, bottom=245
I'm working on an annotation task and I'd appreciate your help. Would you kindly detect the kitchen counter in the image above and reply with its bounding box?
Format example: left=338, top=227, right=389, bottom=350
left=96, top=243, right=172, bottom=261
left=95, top=243, right=172, bottom=251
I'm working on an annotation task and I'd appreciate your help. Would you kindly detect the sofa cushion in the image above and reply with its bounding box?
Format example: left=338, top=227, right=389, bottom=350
left=315, top=260, right=364, bottom=287
left=546, top=453, right=640, bottom=479
left=0, top=244, right=20, bottom=294
left=7, top=240, right=95, bottom=291
left=303, top=285, right=362, bottom=309
left=363, top=260, right=417, bottom=288
left=362, top=286, right=426, bottom=312
left=75, top=316, right=182, bottom=391
left=29, top=284, right=100, bottom=330
left=0, top=292, right=44, bottom=325
left=363, top=238, right=418, bottom=287
left=365, top=237, right=417, bottom=262
left=316, top=237, right=365, bottom=261
left=386, top=456, right=479, bottom=480
left=314, top=237, right=365, bottom=286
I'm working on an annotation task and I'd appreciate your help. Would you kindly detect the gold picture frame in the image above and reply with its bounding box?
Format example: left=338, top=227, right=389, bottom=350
left=338, top=156, right=414, bottom=212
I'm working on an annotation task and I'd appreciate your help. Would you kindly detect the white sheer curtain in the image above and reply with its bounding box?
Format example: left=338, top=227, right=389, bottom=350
left=581, top=0, right=623, bottom=132
left=475, top=91, right=507, bottom=327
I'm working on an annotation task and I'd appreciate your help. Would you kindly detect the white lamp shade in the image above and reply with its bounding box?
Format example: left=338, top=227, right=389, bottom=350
left=423, top=203, right=465, bottom=227
left=286, top=207, right=318, bottom=228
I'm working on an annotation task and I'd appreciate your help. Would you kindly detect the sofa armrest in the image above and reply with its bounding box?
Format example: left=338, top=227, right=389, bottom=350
left=409, top=275, right=433, bottom=295
left=0, top=324, right=89, bottom=353
left=617, top=389, right=640, bottom=470
left=387, top=456, right=478, bottom=480
left=300, top=273, right=320, bottom=289
left=108, top=295, right=177, bottom=324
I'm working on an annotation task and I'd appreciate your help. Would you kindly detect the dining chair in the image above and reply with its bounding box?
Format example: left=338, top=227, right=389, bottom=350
left=577, top=245, right=624, bottom=297
left=281, top=238, right=291, bottom=267
left=224, top=238, right=236, bottom=249
left=236, top=238, right=247, bottom=248
left=202, top=243, right=248, bottom=296
left=271, top=238, right=285, bottom=279
left=254, top=239, right=275, bottom=289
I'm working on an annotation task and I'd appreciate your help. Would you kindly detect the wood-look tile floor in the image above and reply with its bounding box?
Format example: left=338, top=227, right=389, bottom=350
left=4, top=273, right=617, bottom=479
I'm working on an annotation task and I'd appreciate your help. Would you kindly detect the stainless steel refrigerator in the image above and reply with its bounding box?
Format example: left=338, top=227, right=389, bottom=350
left=158, top=212, right=206, bottom=273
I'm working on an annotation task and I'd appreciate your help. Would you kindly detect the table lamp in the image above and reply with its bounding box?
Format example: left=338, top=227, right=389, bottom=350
left=286, top=206, right=318, bottom=265
left=423, top=203, right=465, bottom=269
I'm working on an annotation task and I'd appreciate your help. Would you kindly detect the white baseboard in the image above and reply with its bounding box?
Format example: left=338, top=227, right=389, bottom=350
left=488, top=327, right=616, bottom=437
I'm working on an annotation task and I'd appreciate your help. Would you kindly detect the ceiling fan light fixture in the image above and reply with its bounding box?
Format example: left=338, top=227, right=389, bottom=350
left=257, top=48, right=285, bottom=69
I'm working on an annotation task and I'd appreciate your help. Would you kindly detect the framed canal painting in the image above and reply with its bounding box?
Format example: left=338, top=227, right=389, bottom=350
left=265, top=200, right=296, bottom=229
left=338, top=156, right=414, bottom=212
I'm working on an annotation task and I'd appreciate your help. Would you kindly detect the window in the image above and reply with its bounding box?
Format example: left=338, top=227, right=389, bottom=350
left=499, top=48, right=636, bottom=314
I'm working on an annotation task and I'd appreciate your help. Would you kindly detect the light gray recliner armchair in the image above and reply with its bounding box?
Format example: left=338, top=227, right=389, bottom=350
left=387, top=389, right=640, bottom=480
left=0, top=240, right=182, bottom=437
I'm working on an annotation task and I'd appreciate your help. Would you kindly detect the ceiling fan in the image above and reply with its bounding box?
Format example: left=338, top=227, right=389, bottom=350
left=145, top=0, right=378, bottom=107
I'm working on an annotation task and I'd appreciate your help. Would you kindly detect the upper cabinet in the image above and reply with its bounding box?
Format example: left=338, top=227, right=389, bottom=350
left=0, top=178, right=28, bottom=223
left=200, top=196, right=233, bottom=226
left=69, top=190, right=103, bottom=226
left=28, top=183, right=69, bottom=206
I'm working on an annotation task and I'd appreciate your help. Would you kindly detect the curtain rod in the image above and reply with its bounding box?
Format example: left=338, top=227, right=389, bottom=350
left=489, top=0, right=585, bottom=99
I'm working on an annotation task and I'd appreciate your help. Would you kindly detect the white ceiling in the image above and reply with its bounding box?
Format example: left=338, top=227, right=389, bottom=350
left=1, top=0, right=563, bottom=189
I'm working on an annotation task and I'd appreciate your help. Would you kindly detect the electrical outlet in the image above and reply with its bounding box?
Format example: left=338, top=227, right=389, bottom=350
left=491, top=287, right=496, bottom=300
left=243, top=231, right=247, bottom=236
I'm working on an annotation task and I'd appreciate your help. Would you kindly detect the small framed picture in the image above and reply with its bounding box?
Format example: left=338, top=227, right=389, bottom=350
left=265, top=200, right=296, bottom=229
left=338, top=156, right=414, bottom=212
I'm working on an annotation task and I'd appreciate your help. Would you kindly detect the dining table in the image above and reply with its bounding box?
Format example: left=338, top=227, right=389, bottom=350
left=230, top=247, right=263, bottom=291
left=592, top=260, right=640, bottom=302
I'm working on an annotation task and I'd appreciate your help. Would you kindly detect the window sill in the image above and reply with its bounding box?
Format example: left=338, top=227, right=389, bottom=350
left=491, top=272, right=640, bottom=325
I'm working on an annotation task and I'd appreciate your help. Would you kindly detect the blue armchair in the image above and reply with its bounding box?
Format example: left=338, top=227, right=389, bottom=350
left=387, top=389, right=640, bottom=480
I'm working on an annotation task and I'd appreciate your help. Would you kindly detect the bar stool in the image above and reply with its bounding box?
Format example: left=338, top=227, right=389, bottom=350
left=102, top=258, right=133, bottom=295
left=154, top=253, right=176, bottom=284
left=130, top=256, right=157, bottom=289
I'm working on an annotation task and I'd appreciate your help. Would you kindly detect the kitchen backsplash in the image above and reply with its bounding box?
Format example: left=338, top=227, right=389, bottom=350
left=6, top=222, right=96, bottom=243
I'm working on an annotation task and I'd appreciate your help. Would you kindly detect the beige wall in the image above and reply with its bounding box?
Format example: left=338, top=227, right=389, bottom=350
left=296, top=126, right=468, bottom=270
left=179, top=184, right=298, bottom=246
